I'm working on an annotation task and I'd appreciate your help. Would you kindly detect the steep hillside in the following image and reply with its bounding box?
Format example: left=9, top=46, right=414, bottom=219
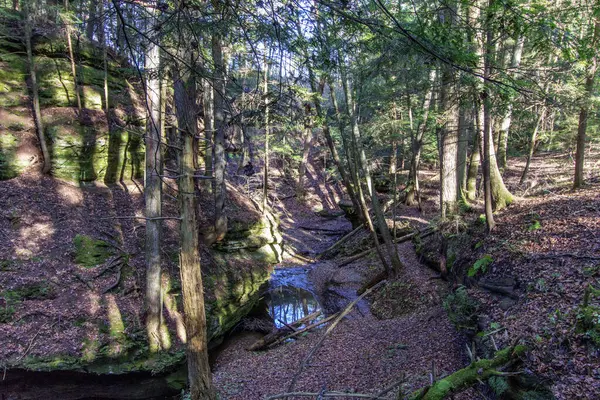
left=0, top=10, right=282, bottom=393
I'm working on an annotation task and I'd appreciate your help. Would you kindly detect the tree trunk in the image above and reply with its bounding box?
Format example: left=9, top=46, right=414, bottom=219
left=173, top=61, right=216, bottom=399
left=85, top=0, right=97, bottom=41
left=481, top=0, right=495, bottom=232
left=101, top=8, right=108, bottom=115
left=63, top=0, right=82, bottom=111
left=520, top=107, right=545, bottom=184
left=24, top=4, right=52, bottom=174
left=465, top=124, right=480, bottom=201
left=327, top=81, right=362, bottom=219
left=406, top=69, right=436, bottom=206
left=203, top=78, right=214, bottom=177
left=439, top=67, right=459, bottom=218
left=456, top=105, right=470, bottom=198
left=262, top=56, right=270, bottom=214
left=143, top=9, right=163, bottom=352
left=340, top=61, right=403, bottom=276
left=573, top=19, right=599, bottom=189
left=330, top=79, right=390, bottom=272
left=408, top=345, right=526, bottom=400
left=297, top=124, right=312, bottom=201
left=439, top=4, right=459, bottom=218
left=497, top=35, right=524, bottom=171
left=212, top=31, right=227, bottom=239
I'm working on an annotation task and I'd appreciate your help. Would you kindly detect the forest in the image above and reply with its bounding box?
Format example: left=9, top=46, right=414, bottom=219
left=0, top=0, right=598, bottom=399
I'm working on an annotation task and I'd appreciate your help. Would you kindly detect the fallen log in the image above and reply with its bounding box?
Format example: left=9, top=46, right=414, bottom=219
left=265, top=313, right=339, bottom=350
left=357, top=270, right=387, bottom=295
left=338, top=228, right=434, bottom=268
left=298, top=225, right=348, bottom=233
left=479, top=282, right=519, bottom=300
left=247, top=311, right=322, bottom=351
left=408, top=344, right=526, bottom=400
left=318, top=225, right=363, bottom=259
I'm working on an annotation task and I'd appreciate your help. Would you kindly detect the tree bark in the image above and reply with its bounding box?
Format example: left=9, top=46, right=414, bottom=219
left=497, top=35, right=524, bottom=170
left=480, top=0, right=495, bottom=232
left=327, top=81, right=363, bottom=219
left=143, top=7, right=163, bottom=352
left=439, top=67, right=459, bottom=218
left=465, top=125, right=480, bottom=201
left=212, top=30, right=227, bottom=240
left=262, top=55, right=270, bottom=214
left=173, top=63, right=216, bottom=400
left=456, top=105, right=470, bottom=198
left=203, top=78, right=213, bottom=177
left=330, top=78, right=390, bottom=273
left=340, top=60, right=404, bottom=276
left=406, top=69, right=436, bottom=206
left=297, top=123, right=312, bottom=201
left=573, top=18, right=599, bottom=189
left=85, top=0, right=97, bottom=41
left=63, top=0, right=82, bottom=111
left=520, top=107, right=545, bottom=184
left=24, top=4, right=52, bottom=174
left=408, top=345, right=526, bottom=400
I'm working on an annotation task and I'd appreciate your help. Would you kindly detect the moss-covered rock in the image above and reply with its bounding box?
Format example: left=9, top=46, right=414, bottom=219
left=45, top=122, right=144, bottom=184
left=0, top=24, right=142, bottom=183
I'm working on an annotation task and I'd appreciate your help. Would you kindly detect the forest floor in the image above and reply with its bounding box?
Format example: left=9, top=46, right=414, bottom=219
left=212, top=150, right=600, bottom=400
left=453, top=152, right=600, bottom=400
left=0, top=148, right=598, bottom=399
left=211, top=159, right=472, bottom=399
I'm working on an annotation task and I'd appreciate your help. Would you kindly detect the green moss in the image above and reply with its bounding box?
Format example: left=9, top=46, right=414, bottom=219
left=1, top=282, right=56, bottom=322
left=5, top=282, right=56, bottom=301
left=0, top=132, right=21, bottom=180
left=19, top=354, right=84, bottom=371
left=0, top=51, right=27, bottom=107
left=73, top=234, right=112, bottom=268
left=411, top=345, right=527, bottom=400
left=45, top=123, right=144, bottom=183
left=0, top=303, right=16, bottom=323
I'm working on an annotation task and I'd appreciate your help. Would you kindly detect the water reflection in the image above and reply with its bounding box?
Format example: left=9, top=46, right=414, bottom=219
left=267, top=285, right=321, bottom=329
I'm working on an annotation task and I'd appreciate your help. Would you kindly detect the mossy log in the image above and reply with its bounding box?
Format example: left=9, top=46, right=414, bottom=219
left=407, top=345, right=526, bottom=400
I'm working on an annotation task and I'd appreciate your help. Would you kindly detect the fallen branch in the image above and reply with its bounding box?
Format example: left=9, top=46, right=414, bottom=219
left=247, top=311, right=322, bottom=351
left=266, top=392, right=389, bottom=400
left=338, top=228, right=434, bottom=268
left=298, top=225, right=348, bottom=233
left=17, top=320, right=59, bottom=361
left=357, top=270, right=388, bottom=295
left=94, top=256, right=124, bottom=278
left=97, top=216, right=182, bottom=221
left=284, top=250, right=315, bottom=264
left=286, top=281, right=386, bottom=394
left=408, top=344, right=526, bottom=400
left=375, top=374, right=405, bottom=398
left=318, top=225, right=364, bottom=259
left=278, top=319, right=298, bottom=332
left=261, top=313, right=338, bottom=351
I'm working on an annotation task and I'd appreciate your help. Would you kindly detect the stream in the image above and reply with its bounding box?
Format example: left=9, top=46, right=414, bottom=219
left=0, top=265, right=323, bottom=400
left=262, top=265, right=322, bottom=329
